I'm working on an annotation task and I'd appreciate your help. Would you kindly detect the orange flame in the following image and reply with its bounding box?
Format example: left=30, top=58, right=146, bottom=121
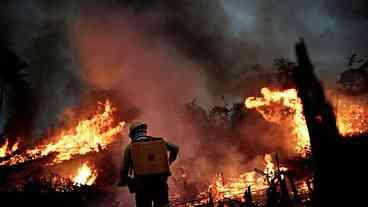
left=335, top=97, right=368, bottom=136
left=72, top=162, right=98, bottom=186
left=245, top=88, right=310, bottom=156
left=264, top=154, right=275, bottom=179
left=245, top=88, right=368, bottom=156
left=0, top=139, right=20, bottom=158
left=210, top=154, right=280, bottom=202
left=0, top=100, right=125, bottom=166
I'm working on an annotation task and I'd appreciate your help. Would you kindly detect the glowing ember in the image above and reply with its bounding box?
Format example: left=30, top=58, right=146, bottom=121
left=72, top=162, right=98, bottom=186
left=0, top=100, right=125, bottom=166
left=245, top=88, right=310, bottom=156
left=0, top=139, right=19, bottom=158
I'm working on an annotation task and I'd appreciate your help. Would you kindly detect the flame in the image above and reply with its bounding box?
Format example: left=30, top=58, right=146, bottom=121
left=210, top=154, right=279, bottom=202
left=0, top=139, right=20, bottom=158
left=245, top=88, right=310, bottom=156
left=244, top=88, right=368, bottom=156
left=211, top=172, right=263, bottom=202
left=0, top=140, right=9, bottom=158
left=264, top=154, right=275, bottom=179
left=72, top=162, right=98, bottom=186
left=335, top=97, right=368, bottom=136
left=0, top=100, right=125, bottom=166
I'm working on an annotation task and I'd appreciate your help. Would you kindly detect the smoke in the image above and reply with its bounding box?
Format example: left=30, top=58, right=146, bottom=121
left=163, top=0, right=368, bottom=91
left=70, top=6, right=211, bottom=155
left=3, top=0, right=367, bottom=133
left=0, top=0, right=84, bottom=139
left=67, top=6, right=214, bottom=205
left=1, top=0, right=368, bottom=205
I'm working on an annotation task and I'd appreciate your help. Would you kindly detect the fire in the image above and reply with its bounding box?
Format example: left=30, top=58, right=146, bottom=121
left=264, top=154, right=275, bottom=179
left=72, top=162, right=98, bottom=186
left=245, top=88, right=310, bottom=156
left=335, top=97, right=368, bottom=136
left=210, top=154, right=278, bottom=202
left=244, top=88, right=368, bottom=155
left=211, top=172, right=261, bottom=202
left=0, top=139, right=19, bottom=158
left=0, top=100, right=125, bottom=166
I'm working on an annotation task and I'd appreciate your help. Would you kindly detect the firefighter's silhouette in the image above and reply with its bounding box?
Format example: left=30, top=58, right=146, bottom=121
left=119, top=121, right=179, bottom=207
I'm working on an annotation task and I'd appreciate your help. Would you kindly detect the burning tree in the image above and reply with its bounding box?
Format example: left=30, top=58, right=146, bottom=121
left=245, top=88, right=310, bottom=157
left=293, top=40, right=368, bottom=207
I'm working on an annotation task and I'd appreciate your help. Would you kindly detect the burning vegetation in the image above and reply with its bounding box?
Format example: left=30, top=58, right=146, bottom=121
left=209, top=154, right=282, bottom=202
left=335, top=96, right=368, bottom=136
left=0, top=138, right=19, bottom=158
left=0, top=100, right=125, bottom=167
left=245, top=87, right=310, bottom=157
left=169, top=46, right=368, bottom=206
left=244, top=86, right=368, bottom=157
left=72, top=162, right=98, bottom=186
left=0, top=99, right=125, bottom=193
left=1, top=41, right=368, bottom=207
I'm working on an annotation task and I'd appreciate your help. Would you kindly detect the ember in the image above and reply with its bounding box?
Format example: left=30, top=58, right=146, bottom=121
left=0, top=100, right=125, bottom=166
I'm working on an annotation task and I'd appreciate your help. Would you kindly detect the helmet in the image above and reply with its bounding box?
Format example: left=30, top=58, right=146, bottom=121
left=129, top=121, right=148, bottom=138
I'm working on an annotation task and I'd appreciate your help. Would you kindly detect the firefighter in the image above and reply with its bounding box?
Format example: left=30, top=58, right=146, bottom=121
left=118, top=121, right=179, bottom=207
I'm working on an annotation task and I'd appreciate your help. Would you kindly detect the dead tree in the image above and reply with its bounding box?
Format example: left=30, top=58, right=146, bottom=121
left=244, top=186, right=254, bottom=207
left=0, top=46, right=35, bottom=139
left=293, top=40, right=368, bottom=207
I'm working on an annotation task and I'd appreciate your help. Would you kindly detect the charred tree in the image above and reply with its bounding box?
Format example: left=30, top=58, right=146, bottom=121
left=293, top=40, right=368, bottom=207
left=266, top=179, right=279, bottom=207
left=244, top=186, right=254, bottom=207
left=0, top=46, right=36, bottom=140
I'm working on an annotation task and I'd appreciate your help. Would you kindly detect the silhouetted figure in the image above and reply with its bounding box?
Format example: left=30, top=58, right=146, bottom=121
left=119, top=121, right=179, bottom=207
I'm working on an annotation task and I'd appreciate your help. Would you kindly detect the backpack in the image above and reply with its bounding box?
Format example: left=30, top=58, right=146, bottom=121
left=130, top=137, right=169, bottom=176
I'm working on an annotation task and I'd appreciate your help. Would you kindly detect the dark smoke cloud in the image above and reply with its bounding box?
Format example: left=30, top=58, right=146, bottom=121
left=109, top=0, right=368, bottom=96
left=0, top=0, right=85, bottom=138
left=1, top=1, right=367, bottom=205
left=2, top=0, right=367, bottom=114
left=172, top=0, right=368, bottom=91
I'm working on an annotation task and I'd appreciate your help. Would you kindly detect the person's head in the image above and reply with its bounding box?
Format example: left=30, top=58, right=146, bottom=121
left=129, top=121, right=148, bottom=140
